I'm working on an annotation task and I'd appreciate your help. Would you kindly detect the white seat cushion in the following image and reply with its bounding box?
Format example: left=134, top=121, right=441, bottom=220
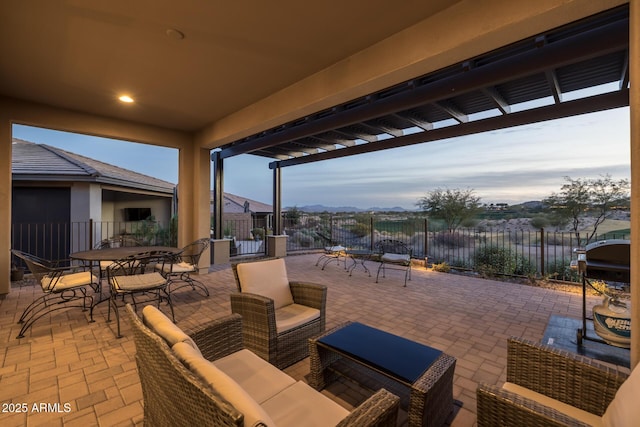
left=173, top=342, right=275, bottom=427
left=44, top=271, right=97, bottom=291
left=325, top=245, right=345, bottom=252
left=142, top=305, right=201, bottom=354
left=275, top=304, right=320, bottom=334
left=157, top=261, right=195, bottom=274
left=112, top=272, right=166, bottom=291
left=602, top=365, right=640, bottom=427
left=503, top=382, right=602, bottom=427
left=236, top=259, right=294, bottom=309
left=213, top=349, right=295, bottom=404
left=261, top=381, right=349, bottom=427
left=381, top=253, right=410, bottom=263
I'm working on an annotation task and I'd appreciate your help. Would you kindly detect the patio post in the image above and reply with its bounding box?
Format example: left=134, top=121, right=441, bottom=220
left=273, top=162, right=282, bottom=236
left=211, top=151, right=224, bottom=240
left=630, top=0, right=639, bottom=369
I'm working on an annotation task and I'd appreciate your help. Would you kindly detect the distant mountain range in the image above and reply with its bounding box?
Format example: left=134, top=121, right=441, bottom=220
left=287, top=201, right=545, bottom=213
left=288, top=204, right=412, bottom=213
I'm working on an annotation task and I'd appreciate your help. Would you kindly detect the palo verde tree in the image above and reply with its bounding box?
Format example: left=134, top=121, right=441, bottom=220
left=417, top=188, right=482, bottom=231
left=543, top=174, right=629, bottom=244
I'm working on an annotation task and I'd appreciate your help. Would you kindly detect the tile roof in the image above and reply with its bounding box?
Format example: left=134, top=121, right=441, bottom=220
left=216, top=191, right=273, bottom=214
left=11, top=139, right=175, bottom=194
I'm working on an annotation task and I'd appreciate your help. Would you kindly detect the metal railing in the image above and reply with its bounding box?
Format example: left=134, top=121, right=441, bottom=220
left=11, top=215, right=629, bottom=283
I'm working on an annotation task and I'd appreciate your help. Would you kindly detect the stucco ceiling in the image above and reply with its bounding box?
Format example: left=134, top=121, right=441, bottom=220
left=0, top=0, right=458, bottom=132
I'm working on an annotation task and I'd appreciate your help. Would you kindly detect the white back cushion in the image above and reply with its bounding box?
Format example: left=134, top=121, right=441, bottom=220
left=142, top=305, right=201, bottom=355
left=173, top=342, right=275, bottom=427
left=602, top=365, right=640, bottom=427
left=236, top=258, right=294, bottom=309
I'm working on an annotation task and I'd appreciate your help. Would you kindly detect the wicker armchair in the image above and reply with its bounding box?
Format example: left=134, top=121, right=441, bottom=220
left=125, top=304, right=400, bottom=427
left=231, top=257, right=327, bottom=369
left=477, top=337, right=631, bottom=427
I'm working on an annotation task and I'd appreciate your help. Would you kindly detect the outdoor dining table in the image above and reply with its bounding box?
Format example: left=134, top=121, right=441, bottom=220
left=70, top=246, right=181, bottom=262
left=69, top=246, right=182, bottom=317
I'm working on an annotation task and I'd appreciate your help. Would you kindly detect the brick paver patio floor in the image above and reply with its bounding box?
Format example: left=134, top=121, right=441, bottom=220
left=0, top=253, right=603, bottom=426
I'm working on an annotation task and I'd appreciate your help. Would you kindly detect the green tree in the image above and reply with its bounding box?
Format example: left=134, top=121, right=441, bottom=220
left=283, top=206, right=302, bottom=226
left=417, top=188, right=482, bottom=231
left=543, top=175, right=629, bottom=243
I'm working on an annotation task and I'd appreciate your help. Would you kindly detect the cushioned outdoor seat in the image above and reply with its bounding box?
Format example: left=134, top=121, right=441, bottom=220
left=11, top=249, right=99, bottom=339
left=107, top=250, right=174, bottom=338
left=477, top=337, right=635, bottom=427
left=231, top=257, right=327, bottom=369
left=126, top=304, right=400, bottom=427
left=374, top=239, right=412, bottom=286
left=155, top=237, right=210, bottom=296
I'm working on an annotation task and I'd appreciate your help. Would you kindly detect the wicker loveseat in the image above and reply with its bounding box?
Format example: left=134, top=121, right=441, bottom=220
left=125, top=304, right=400, bottom=427
left=231, top=257, right=327, bottom=369
left=477, top=337, right=637, bottom=427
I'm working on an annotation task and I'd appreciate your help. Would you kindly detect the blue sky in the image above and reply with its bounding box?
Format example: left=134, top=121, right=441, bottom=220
left=12, top=106, right=630, bottom=210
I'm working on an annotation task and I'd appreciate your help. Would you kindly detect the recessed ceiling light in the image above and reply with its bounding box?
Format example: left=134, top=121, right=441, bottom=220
left=118, top=95, right=134, bottom=103
left=166, top=28, right=185, bottom=40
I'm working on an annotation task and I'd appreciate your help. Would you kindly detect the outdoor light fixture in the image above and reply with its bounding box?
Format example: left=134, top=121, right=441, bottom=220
left=165, top=28, right=185, bottom=40
left=118, top=95, right=134, bottom=103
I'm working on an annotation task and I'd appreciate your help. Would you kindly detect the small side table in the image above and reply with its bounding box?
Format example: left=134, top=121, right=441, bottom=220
left=345, top=249, right=373, bottom=276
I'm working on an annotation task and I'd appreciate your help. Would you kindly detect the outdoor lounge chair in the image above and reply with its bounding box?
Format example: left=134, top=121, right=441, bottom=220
left=230, top=257, right=327, bottom=369
left=125, top=304, right=400, bottom=427
left=155, top=237, right=210, bottom=296
left=477, top=337, right=636, bottom=427
left=11, top=249, right=99, bottom=339
left=315, top=231, right=346, bottom=270
left=374, top=239, right=412, bottom=286
left=107, top=250, right=174, bottom=338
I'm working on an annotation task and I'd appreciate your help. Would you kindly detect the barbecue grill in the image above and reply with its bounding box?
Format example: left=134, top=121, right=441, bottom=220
left=574, top=239, right=630, bottom=348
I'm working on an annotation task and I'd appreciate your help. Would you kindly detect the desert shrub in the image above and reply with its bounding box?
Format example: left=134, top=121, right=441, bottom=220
left=432, top=262, right=450, bottom=273
left=290, top=231, right=314, bottom=248
left=251, top=228, right=265, bottom=240
left=433, top=231, right=473, bottom=248
left=530, top=215, right=550, bottom=229
left=474, top=246, right=535, bottom=277
left=350, top=222, right=370, bottom=238
left=545, top=258, right=580, bottom=282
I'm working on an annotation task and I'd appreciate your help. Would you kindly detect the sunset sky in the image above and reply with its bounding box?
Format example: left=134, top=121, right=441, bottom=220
left=12, top=106, right=630, bottom=210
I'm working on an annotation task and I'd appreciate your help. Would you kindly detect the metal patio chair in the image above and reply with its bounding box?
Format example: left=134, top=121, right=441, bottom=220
left=94, top=236, right=143, bottom=280
left=155, top=237, right=210, bottom=296
left=107, top=250, right=174, bottom=338
left=11, top=249, right=99, bottom=339
left=374, top=239, right=412, bottom=286
left=314, top=232, right=346, bottom=270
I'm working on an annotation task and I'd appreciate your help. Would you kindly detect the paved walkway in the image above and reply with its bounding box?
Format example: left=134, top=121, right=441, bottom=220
left=0, top=253, right=601, bottom=426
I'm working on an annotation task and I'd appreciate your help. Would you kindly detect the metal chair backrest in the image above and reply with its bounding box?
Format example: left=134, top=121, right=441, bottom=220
left=374, top=239, right=412, bottom=256
left=11, top=249, right=55, bottom=281
left=108, top=250, right=173, bottom=277
left=315, top=232, right=339, bottom=247
left=180, top=238, right=210, bottom=264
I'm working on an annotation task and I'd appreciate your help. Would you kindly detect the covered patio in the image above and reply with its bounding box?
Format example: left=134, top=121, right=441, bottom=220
left=1, top=2, right=639, bottom=424
left=0, top=253, right=613, bottom=426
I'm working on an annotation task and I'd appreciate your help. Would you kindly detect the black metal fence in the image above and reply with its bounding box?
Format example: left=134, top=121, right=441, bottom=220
left=11, top=214, right=629, bottom=283
left=281, top=214, right=629, bottom=283
left=11, top=219, right=176, bottom=267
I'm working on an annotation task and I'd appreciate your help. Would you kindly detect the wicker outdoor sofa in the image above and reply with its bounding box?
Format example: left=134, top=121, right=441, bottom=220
left=230, top=258, right=327, bottom=369
left=125, top=304, right=400, bottom=427
left=477, top=337, right=637, bottom=427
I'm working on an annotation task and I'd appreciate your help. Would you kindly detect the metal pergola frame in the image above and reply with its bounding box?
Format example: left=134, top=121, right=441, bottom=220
left=212, top=5, right=629, bottom=237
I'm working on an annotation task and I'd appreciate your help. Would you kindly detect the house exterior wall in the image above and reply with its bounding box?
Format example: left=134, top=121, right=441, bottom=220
left=222, top=212, right=252, bottom=239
